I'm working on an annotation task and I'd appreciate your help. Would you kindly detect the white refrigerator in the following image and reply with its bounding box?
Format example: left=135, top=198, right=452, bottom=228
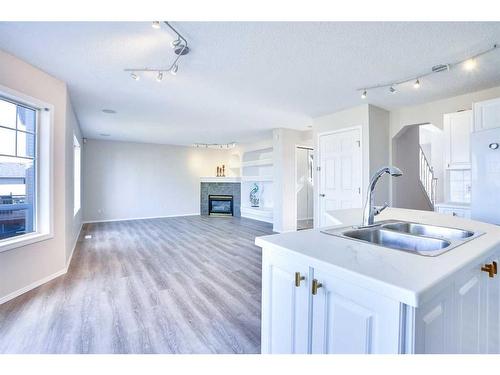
left=471, top=127, right=500, bottom=225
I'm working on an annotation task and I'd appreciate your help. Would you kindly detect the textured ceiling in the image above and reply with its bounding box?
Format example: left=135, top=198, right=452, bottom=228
left=0, top=22, right=500, bottom=145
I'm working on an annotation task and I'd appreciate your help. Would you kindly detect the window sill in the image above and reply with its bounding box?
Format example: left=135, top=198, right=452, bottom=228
left=0, top=232, right=53, bottom=254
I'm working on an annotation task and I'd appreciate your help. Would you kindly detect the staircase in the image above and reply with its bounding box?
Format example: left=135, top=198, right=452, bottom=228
left=419, top=145, right=438, bottom=209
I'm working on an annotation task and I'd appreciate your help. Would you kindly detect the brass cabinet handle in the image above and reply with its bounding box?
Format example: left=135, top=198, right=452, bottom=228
left=481, top=263, right=495, bottom=278
left=295, top=272, right=305, bottom=287
left=493, top=261, right=498, bottom=275
left=312, top=279, right=323, bottom=295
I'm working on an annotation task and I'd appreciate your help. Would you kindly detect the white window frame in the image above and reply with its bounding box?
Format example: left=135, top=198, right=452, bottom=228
left=73, top=134, right=81, bottom=216
left=0, top=84, right=54, bottom=253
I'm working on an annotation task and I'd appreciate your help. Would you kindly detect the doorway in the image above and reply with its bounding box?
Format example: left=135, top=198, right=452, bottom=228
left=296, top=146, right=314, bottom=230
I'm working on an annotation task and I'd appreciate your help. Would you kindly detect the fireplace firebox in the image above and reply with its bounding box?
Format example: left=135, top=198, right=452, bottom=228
left=208, top=195, right=234, bottom=216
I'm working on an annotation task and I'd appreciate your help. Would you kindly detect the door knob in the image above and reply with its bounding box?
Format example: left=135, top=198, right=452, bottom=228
left=295, top=272, right=305, bottom=287
left=481, top=263, right=496, bottom=278
left=312, top=279, right=323, bottom=295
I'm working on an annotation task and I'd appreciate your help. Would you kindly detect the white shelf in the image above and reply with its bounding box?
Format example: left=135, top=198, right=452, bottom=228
left=200, top=177, right=241, bottom=183
left=241, top=206, right=273, bottom=223
left=241, top=176, right=273, bottom=182
left=240, top=158, right=273, bottom=168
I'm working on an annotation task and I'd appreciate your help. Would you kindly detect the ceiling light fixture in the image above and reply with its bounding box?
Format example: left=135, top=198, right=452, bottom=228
left=124, top=22, right=190, bottom=81
left=361, top=90, right=367, bottom=99
left=357, top=43, right=497, bottom=97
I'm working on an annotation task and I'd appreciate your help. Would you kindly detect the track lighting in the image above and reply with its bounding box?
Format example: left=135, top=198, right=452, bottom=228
left=124, top=22, right=189, bottom=81
left=464, top=59, right=477, bottom=71
left=171, top=38, right=181, bottom=48
left=356, top=44, right=497, bottom=97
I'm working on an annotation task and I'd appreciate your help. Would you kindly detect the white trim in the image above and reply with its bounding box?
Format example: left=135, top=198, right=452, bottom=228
left=0, top=232, right=53, bottom=253
left=82, top=212, right=200, bottom=224
left=0, top=268, right=67, bottom=305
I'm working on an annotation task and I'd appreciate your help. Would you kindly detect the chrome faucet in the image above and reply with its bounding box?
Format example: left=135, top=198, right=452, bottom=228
left=362, top=166, right=403, bottom=227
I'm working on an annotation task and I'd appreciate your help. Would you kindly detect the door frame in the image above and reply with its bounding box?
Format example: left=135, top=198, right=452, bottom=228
left=294, top=145, right=314, bottom=231
left=316, top=126, right=363, bottom=228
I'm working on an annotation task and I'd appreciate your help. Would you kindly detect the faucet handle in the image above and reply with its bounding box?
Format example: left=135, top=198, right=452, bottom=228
left=373, top=202, right=389, bottom=216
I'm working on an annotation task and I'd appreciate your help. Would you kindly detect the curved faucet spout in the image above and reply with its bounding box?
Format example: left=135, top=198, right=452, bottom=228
left=362, top=166, right=403, bottom=226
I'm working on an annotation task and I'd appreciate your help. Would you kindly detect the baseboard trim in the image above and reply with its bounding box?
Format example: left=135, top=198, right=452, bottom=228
left=0, top=268, right=67, bottom=305
left=0, top=223, right=84, bottom=306
left=66, top=222, right=83, bottom=269
left=82, top=212, right=200, bottom=224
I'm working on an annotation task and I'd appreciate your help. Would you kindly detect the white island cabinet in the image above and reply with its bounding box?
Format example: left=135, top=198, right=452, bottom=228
left=256, top=208, right=500, bottom=354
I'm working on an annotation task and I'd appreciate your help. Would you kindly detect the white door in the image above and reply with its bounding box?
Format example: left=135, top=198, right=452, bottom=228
left=444, top=110, right=472, bottom=169
left=261, top=251, right=310, bottom=354
left=318, top=128, right=362, bottom=227
left=310, top=268, right=401, bottom=354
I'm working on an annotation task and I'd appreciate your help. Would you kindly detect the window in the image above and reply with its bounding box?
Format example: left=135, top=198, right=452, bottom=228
left=73, top=135, right=81, bottom=215
left=0, top=97, right=37, bottom=240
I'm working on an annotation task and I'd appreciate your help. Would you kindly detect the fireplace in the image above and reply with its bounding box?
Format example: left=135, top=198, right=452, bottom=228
left=209, top=195, right=234, bottom=216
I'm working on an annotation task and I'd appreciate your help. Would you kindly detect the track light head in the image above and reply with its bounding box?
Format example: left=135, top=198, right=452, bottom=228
left=130, top=72, right=140, bottom=81
left=170, top=64, right=178, bottom=75
left=464, top=58, right=477, bottom=71
left=156, top=71, right=163, bottom=82
left=361, top=90, right=367, bottom=99
left=171, top=38, right=181, bottom=48
left=389, top=86, right=396, bottom=94
left=152, top=21, right=161, bottom=29
left=414, top=79, right=421, bottom=89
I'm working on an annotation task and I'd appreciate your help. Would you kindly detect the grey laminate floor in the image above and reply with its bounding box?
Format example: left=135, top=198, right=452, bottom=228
left=0, top=215, right=273, bottom=354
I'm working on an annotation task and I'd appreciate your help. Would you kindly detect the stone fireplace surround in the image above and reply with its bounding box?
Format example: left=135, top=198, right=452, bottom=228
left=200, top=178, right=241, bottom=217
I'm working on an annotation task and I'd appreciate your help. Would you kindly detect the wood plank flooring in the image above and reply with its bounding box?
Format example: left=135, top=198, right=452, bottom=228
left=0, top=215, right=273, bottom=354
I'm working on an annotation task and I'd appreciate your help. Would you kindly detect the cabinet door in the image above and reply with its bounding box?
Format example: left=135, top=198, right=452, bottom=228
left=474, top=98, right=500, bottom=132
left=444, top=111, right=472, bottom=169
left=481, top=257, right=500, bottom=354
left=261, top=250, right=310, bottom=353
left=415, top=286, right=454, bottom=353
left=455, top=265, right=483, bottom=353
left=310, top=268, right=401, bottom=354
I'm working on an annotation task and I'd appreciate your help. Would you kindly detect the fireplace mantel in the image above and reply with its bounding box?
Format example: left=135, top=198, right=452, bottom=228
left=200, top=176, right=241, bottom=183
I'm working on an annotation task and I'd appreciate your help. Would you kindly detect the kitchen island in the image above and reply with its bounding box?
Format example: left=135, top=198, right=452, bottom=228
left=255, top=208, right=500, bottom=354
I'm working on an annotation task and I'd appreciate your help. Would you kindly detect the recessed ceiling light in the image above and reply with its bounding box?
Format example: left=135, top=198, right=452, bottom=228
left=99, top=133, right=111, bottom=137
left=152, top=21, right=161, bottom=29
left=102, top=109, right=116, bottom=114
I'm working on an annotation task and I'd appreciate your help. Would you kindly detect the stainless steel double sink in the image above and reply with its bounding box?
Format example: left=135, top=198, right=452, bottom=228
left=321, top=220, right=483, bottom=257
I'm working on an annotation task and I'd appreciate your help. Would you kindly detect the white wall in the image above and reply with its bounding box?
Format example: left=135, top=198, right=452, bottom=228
left=0, top=49, right=82, bottom=303
left=82, top=139, right=233, bottom=222
left=272, top=128, right=312, bottom=232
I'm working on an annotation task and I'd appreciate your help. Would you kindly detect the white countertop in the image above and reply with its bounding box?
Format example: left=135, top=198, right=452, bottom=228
left=255, top=208, right=500, bottom=307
